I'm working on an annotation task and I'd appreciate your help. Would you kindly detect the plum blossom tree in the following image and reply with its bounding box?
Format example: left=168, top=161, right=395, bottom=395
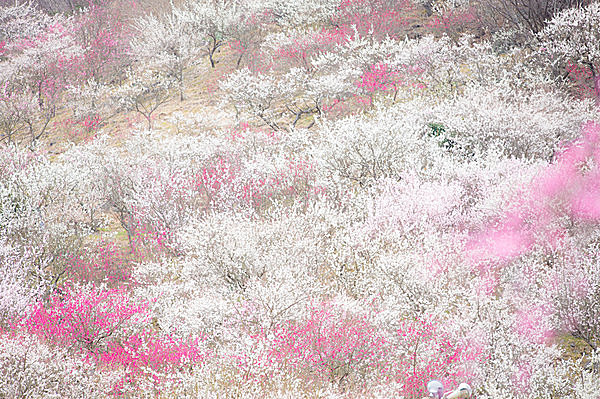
left=130, top=8, right=203, bottom=101
left=220, top=68, right=290, bottom=130
left=0, top=83, right=38, bottom=144
left=331, top=0, right=415, bottom=40
left=539, top=2, right=600, bottom=102
left=131, top=0, right=244, bottom=101
left=20, top=282, right=208, bottom=395
left=182, top=0, right=242, bottom=69
left=0, top=332, right=106, bottom=398
left=72, top=1, right=132, bottom=84
left=112, top=68, right=174, bottom=129
left=266, top=301, right=390, bottom=390
left=228, top=8, right=270, bottom=69
left=250, top=0, right=341, bottom=28
left=0, top=1, right=135, bottom=144
left=0, top=3, right=86, bottom=144
left=0, top=2, right=51, bottom=45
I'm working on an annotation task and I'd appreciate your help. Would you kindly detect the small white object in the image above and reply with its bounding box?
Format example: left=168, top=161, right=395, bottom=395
left=427, top=380, right=444, bottom=398
left=445, top=382, right=472, bottom=399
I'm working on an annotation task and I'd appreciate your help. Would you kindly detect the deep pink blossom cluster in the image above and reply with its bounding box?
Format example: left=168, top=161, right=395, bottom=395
left=20, top=284, right=206, bottom=394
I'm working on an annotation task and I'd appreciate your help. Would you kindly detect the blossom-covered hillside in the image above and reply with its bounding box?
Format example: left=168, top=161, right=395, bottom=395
left=1, top=0, right=600, bottom=397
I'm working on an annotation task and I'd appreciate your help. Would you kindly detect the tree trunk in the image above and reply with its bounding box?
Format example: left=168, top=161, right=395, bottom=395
left=594, top=73, right=600, bottom=106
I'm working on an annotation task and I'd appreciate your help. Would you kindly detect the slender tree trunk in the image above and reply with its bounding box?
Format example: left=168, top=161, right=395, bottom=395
left=594, top=73, right=600, bottom=106
left=209, top=50, right=216, bottom=68
left=179, top=65, right=185, bottom=101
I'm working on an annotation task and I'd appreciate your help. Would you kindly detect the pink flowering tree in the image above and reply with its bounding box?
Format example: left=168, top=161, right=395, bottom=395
left=24, top=285, right=149, bottom=352
left=64, top=241, right=132, bottom=285
left=267, top=303, right=390, bottom=390
left=231, top=301, right=476, bottom=396
left=72, top=1, right=132, bottom=84
left=395, top=317, right=477, bottom=398
left=22, top=283, right=207, bottom=394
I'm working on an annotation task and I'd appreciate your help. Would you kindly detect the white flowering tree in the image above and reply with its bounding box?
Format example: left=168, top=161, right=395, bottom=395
left=112, top=68, right=174, bottom=129
left=131, top=0, right=244, bottom=100
left=0, top=333, right=106, bottom=398
left=539, top=2, right=600, bottom=102
left=0, top=4, right=84, bottom=144
left=182, top=0, right=241, bottom=69
left=131, top=9, right=203, bottom=101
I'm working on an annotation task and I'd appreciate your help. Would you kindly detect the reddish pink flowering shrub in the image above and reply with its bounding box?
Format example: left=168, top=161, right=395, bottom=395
left=333, top=0, right=414, bottom=40
left=358, top=63, right=401, bottom=94
left=97, top=330, right=205, bottom=394
left=24, top=285, right=148, bottom=351
left=395, top=318, right=476, bottom=398
left=22, top=284, right=206, bottom=394
left=267, top=303, right=389, bottom=388
left=73, top=1, right=132, bottom=83
left=192, top=154, right=324, bottom=212
left=272, top=28, right=349, bottom=72
left=10, top=22, right=81, bottom=102
left=193, top=157, right=236, bottom=207
left=565, top=61, right=596, bottom=99
left=233, top=303, right=475, bottom=395
left=54, top=114, right=102, bottom=142
left=130, top=217, right=172, bottom=260
left=357, top=62, right=426, bottom=104
left=0, top=2, right=130, bottom=144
